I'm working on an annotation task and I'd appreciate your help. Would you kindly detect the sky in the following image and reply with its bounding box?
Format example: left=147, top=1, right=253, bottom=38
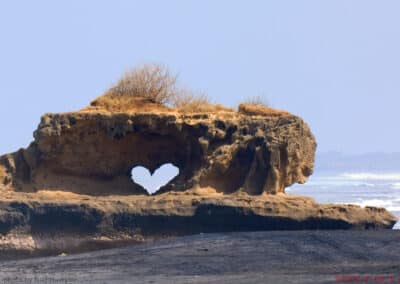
left=0, top=0, right=399, bottom=154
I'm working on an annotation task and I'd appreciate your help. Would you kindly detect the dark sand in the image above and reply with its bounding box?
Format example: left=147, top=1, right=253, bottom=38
left=0, top=230, right=399, bottom=284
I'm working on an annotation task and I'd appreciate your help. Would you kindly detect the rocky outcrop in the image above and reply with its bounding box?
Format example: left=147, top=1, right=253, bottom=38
left=0, top=190, right=396, bottom=254
left=0, top=97, right=396, bottom=255
left=0, top=101, right=316, bottom=196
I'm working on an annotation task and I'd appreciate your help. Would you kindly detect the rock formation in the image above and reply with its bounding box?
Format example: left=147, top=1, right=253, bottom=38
left=0, top=99, right=315, bottom=196
left=0, top=96, right=396, bottom=254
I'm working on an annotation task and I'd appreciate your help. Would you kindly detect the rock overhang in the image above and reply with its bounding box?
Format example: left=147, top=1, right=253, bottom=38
left=0, top=107, right=316, bottom=196
left=0, top=100, right=396, bottom=247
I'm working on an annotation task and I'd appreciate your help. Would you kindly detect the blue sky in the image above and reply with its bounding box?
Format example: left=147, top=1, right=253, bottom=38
left=0, top=1, right=399, bottom=154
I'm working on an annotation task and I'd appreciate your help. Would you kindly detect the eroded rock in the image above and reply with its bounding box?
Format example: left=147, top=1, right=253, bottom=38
left=0, top=103, right=316, bottom=196
left=0, top=191, right=396, bottom=254
left=0, top=96, right=395, bottom=252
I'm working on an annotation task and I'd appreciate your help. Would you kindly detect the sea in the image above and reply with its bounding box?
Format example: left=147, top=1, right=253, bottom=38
left=286, top=154, right=400, bottom=230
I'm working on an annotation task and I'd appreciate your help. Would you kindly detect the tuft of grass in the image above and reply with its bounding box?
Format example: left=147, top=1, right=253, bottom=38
left=244, top=96, right=269, bottom=107
left=89, top=93, right=169, bottom=112
left=238, top=103, right=289, bottom=117
left=173, top=90, right=212, bottom=112
left=173, top=90, right=234, bottom=113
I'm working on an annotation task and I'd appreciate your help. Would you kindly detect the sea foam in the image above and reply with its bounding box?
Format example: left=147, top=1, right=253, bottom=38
left=341, top=172, right=400, bottom=181
left=354, top=198, right=400, bottom=211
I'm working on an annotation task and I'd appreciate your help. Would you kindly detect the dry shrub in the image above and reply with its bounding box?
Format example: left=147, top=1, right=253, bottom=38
left=89, top=63, right=233, bottom=114
left=109, top=63, right=177, bottom=105
left=244, top=96, right=269, bottom=107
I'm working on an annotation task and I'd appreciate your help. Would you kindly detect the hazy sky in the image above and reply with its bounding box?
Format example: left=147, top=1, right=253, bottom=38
left=0, top=1, right=399, bottom=154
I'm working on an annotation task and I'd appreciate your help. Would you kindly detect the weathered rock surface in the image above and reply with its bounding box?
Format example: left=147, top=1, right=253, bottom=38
left=0, top=191, right=396, bottom=254
left=0, top=102, right=315, bottom=195
left=0, top=98, right=396, bottom=254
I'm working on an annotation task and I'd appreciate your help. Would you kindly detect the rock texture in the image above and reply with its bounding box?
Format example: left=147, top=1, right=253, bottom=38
left=0, top=191, right=396, bottom=254
left=0, top=97, right=396, bottom=254
left=0, top=101, right=315, bottom=196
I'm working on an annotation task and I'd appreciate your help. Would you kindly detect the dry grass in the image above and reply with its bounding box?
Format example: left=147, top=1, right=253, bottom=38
left=238, top=103, right=290, bottom=117
left=174, top=91, right=234, bottom=113
left=244, top=96, right=269, bottom=107
left=87, top=91, right=233, bottom=114
left=173, top=90, right=210, bottom=108
left=85, top=64, right=288, bottom=116
left=86, top=64, right=234, bottom=114
left=179, top=103, right=234, bottom=114
left=88, top=93, right=171, bottom=113
left=173, top=90, right=230, bottom=113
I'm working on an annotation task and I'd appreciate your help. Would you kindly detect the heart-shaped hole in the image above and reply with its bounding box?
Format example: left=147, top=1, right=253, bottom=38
left=131, top=163, right=179, bottom=194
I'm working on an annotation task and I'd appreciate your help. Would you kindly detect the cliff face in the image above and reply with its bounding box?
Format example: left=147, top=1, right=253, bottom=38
left=0, top=103, right=316, bottom=196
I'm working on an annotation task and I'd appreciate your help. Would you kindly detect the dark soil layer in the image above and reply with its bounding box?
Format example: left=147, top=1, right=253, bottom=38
left=0, top=230, right=399, bottom=284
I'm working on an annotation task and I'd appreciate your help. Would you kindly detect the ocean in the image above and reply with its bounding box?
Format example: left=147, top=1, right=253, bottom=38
left=287, top=171, right=400, bottom=229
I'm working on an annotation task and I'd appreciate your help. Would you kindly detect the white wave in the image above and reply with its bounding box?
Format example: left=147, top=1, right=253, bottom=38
left=388, top=207, right=400, bottom=211
left=355, top=199, right=394, bottom=208
left=341, top=173, right=400, bottom=181
left=393, top=183, right=400, bottom=189
left=353, top=199, right=400, bottom=211
left=306, top=179, right=378, bottom=188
